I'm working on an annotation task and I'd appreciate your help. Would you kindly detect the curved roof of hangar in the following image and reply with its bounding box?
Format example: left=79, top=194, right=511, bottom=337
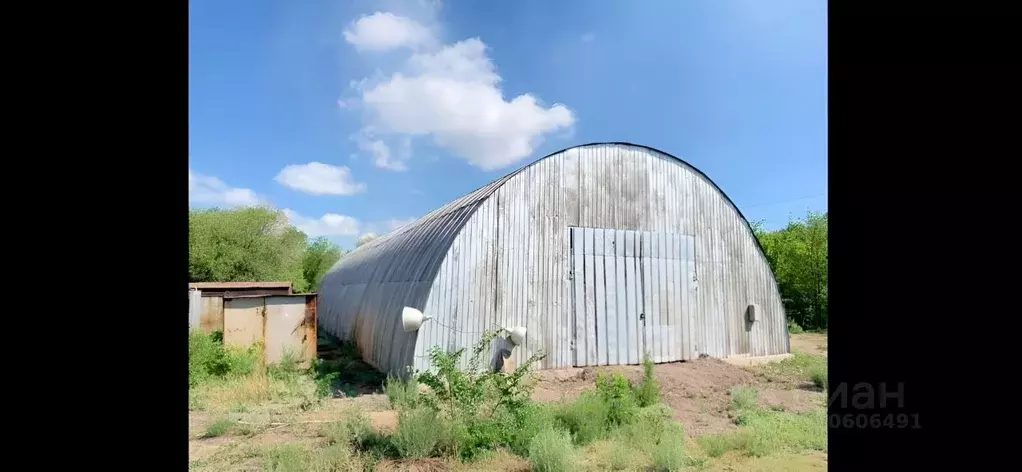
left=325, top=142, right=766, bottom=287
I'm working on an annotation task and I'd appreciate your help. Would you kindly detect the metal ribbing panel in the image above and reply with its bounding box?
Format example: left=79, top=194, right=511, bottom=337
left=321, top=143, right=789, bottom=376
left=583, top=228, right=598, bottom=365
left=648, top=231, right=665, bottom=363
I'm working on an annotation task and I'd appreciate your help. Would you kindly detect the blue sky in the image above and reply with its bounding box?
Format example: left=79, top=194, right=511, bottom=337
left=189, top=0, right=827, bottom=249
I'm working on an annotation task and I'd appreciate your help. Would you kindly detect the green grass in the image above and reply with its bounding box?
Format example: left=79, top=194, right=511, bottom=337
left=760, top=352, right=828, bottom=390
left=384, top=375, right=419, bottom=409
left=528, top=426, right=576, bottom=472
left=650, top=435, right=688, bottom=472
left=551, top=391, right=612, bottom=445
left=188, top=330, right=336, bottom=413
left=261, top=443, right=365, bottom=472
left=202, top=418, right=236, bottom=438
left=810, top=368, right=828, bottom=391
left=604, top=440, right=641, bottom=470
left=698, top=386, right=827, bottom=459
left=730, top=386, right=759, bottom=411
left=192, top=330, right=825, bottom=471
left=392, top=407, right=440, bottom=459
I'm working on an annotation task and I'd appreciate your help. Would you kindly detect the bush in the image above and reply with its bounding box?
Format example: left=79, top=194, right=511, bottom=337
left=650, top=435, right=688, bottom=472
left=189, top=330, right=259, bottom=387
left=202, top=418, right=235, bottom=438
left=615, top=404, right=677, bottom=453
left=262, top=443, right=364, bottom=472
left=809, top=367, right=827, bottom=391
left=507, top=403, right=557, bottom=456
left=411, top=328, right=547, bottom=459
left=392, top=408, right=440, bottom=459
left=632, top=354, right=662, bottom=407
left=321, top=409, right=373, bottom=447
left=605, top=439, right=640, bottom=470
left=595, top=373, right=638, bottom=426
left=385, top=375, right=419, bottom=410
left=188, top=330, right=332, bottom=412
left=528, top=426, right=576, bottom=472
left=698, top=430, right=756, bottom=458
left=730, top=386, right=759, bottom=411
left=700, top=384, right=827, bottom=458
left=552, top=392, right=611, bottom=445
left=787, top=319, right=805, bottom=334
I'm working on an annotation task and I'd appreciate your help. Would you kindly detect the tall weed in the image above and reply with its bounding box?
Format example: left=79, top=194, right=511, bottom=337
left=392, top=408, right=440, bottom=459
left=552, top=392, right=611, bottom=445
left=384, top=375, right=419, bottom=409
left=595, top=373, right=638, bottom=426
left=632, top=354, right=662, bottom=407
left=528, top=426, right=576, bottom=472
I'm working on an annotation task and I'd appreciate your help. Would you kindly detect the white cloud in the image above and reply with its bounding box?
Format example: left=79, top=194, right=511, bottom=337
left=274, top=162, right=367, bottom=196
left=189, top=170, right=267, bottom=207
left=343, top=12, right=436, bottom=52
left=355, top=133, right=408, bottom=171
left=347, top=14, right=576, bottom=171
left=283, top=209, right=362, bottom=237
left=580, top=32, right=596, bottom=42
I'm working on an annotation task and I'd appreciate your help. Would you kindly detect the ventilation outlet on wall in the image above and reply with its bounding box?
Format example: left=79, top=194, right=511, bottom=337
left=402, top=307, right=432, bottom=332
left=508, top=326, right=527, bottom=346
left=746, top=304, right=761, bottom=323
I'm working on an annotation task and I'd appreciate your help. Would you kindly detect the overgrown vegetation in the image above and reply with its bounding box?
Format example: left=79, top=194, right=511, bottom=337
left=189, top=207, right=345, bottom=293
left=759, top=352, right=828, bottom=391
left=752, top=211, right=828, bottom=331
left=698, top=387, right=827, bottom=458
left=188, top=330, right=333, bottom=413
left=300, top=332, right=698, bottom=471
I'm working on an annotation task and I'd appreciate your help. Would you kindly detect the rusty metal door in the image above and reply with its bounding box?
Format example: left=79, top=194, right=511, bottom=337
left=223, top=297, right=264, bottom=349
left=264, top=297, right=314, bottom=366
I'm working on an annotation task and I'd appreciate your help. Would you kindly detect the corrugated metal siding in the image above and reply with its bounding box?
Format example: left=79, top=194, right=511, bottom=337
left=321, top=143, right=788, bottom=376
left=198, top=296, right=224, bottom=333
left=319, top=174, right=520, bottom=376
left=189, top=290, right=202, bottom=329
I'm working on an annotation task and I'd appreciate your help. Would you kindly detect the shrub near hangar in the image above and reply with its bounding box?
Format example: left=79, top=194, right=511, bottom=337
left=318, top=143, right=789, bottom=377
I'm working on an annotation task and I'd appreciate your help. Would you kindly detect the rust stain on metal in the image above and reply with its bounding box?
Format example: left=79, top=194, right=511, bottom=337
left=305, top=295, right=318, bottom=362
left=261, top=303, right=268, bottom=365
left=198, top=296, right=224, bottom=333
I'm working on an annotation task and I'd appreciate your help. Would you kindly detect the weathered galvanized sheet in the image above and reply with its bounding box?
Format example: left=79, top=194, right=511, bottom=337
left=264, top=297, right=309, bottom=365
left=189, top=290, right=202, bottom=329
left=321, top=143, right=789, bottom=376
left=199, top=296, right=224, bottom=333
left=223, top=297, right=264, bottom=349
left=570, top=227, right=697, bottom=367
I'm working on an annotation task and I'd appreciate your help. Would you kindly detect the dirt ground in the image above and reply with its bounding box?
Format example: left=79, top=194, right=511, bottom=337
left=529, top=353, right=825, bottom=437
left=788, top=332, right=827, bottom=357
left=189, top=333, right=828, bottom=471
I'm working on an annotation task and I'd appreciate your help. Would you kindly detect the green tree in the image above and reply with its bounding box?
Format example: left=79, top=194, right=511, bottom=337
left=189, top=207, right=311, bottom=292
left=753, top=212, right=828, bottom=330
left=302, top=237, right=344, bottom=292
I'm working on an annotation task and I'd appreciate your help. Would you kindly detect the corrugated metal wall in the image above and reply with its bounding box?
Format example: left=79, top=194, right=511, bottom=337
left=570, top=227, right=698, bottom=367
left=317, top=177, right=517, bottom=375
left=321, top=143, right=788, bottom=377
left=189, top=290, right=202, bottom=329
